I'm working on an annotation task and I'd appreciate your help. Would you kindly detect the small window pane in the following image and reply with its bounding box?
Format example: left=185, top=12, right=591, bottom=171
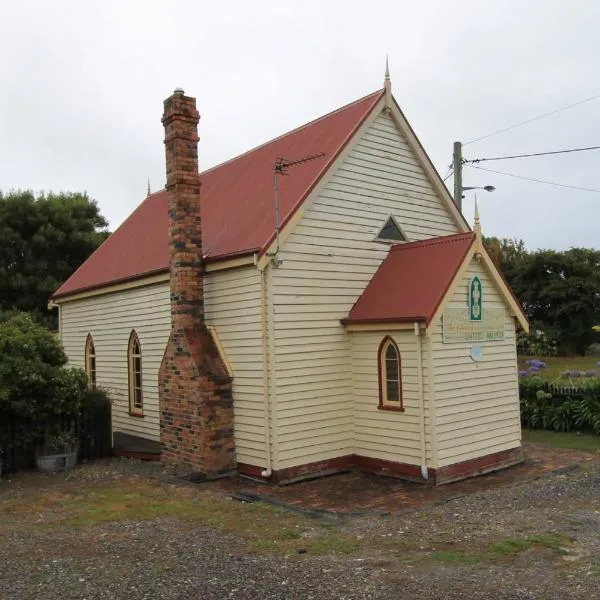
left=386, top=380, right=399, bottom=402
left=377, top=218, right=406, bottom=241
left=386, top=358, right=399, bottom=380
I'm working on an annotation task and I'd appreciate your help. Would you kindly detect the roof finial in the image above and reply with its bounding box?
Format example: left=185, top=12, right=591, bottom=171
left=474, top=195, right=482, bottom=239
left=147, top=177, right=151, bottom=197
left=384, top=55, right=392, bottom=104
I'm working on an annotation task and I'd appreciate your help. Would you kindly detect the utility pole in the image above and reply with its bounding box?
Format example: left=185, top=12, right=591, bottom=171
left=453, top=141, right=463, bottom=212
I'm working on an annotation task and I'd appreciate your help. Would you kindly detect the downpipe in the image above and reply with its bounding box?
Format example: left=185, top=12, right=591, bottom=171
left=415, top=322, right=429, bottom=481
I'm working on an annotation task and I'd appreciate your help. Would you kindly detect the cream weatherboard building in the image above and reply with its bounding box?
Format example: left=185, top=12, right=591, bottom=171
left=52, top=75, right=528, bottom=484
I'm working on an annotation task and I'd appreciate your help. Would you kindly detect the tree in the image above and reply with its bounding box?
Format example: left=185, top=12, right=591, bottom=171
left=483, top=236, right=527, bottom=275
left=0, top=313, right=87, bottom=457
left=484, top=237, right=600, bottom=355
left=0, top=190, right=109, bottom=329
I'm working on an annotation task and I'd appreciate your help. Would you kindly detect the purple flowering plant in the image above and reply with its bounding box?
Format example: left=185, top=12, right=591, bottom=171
left=519, top=357, right=548, bottom=378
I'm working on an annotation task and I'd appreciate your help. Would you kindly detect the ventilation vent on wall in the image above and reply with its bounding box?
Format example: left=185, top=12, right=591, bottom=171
left=375, top=215, right=407, bottom=243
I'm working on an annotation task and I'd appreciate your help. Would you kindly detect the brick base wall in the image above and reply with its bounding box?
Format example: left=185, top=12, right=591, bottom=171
left=159, top=326, right=235, bottom=476
left=433, top=446, right=523, bottom=485
left=237, top=446, right=523, bottom=486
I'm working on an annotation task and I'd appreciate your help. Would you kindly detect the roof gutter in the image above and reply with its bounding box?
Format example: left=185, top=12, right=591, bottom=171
left=51, top=250, right=259, bottom=303
left=341, top=316, right=427, bottom=326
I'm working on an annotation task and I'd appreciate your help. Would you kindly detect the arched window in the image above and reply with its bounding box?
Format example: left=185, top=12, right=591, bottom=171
left=378, top=336, right=403, bottom=411
left=128, top=331, right=143, bottom=416
left=85, top=334, right=96, bottom=389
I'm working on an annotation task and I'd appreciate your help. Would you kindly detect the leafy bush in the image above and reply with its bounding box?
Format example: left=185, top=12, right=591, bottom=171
left=80, top=386, right=112, bottom=413
left=520, top=377, right=600, bottom=435
left=517, top=329, right=559, bottom=357
left=0, top=313, right=86, bottom=450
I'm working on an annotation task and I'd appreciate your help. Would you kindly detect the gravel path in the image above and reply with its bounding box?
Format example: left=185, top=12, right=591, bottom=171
left=1, top=457, right=599, bottom=599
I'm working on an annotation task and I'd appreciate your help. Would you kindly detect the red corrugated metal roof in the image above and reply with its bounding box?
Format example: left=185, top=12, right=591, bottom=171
left=344, top=232, right=476, bottom=325
left=53, top=90, right=384, bottom=299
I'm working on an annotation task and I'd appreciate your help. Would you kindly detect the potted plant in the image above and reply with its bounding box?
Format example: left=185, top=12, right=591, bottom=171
left=35, top=430, right=79, bottom=473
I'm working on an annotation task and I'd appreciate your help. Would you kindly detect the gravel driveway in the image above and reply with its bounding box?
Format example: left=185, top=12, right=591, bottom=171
left=1, top=455, right=599, bottom=599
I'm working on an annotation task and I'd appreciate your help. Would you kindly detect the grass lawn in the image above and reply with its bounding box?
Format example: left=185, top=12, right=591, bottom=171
left=522, top=428, right=600, bottom=452
left=518, top=355, right=599, bottom=381
left=0, top=470, right=581, bottom=566
left=0, top=476, right=357, bottom=556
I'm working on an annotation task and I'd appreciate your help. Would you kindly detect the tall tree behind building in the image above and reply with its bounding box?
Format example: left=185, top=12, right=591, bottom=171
left=0, top=190, right=109, bottom=329
left=484, top=236, right=600, bottom=355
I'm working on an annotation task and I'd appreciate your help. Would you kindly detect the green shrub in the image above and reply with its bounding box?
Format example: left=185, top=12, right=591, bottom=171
left=520, top=377, right=600, bottom=435
left=0, top=313, right=86, bottom=449
left=80, top=387, right=112, bottom=413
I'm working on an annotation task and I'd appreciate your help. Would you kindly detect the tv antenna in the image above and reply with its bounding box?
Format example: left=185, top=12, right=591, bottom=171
left=269, top=152, right=326, bottom=263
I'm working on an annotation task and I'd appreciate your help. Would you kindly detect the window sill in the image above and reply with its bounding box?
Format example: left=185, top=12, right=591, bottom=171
left=129, top=410, right=145, bottom=418
left=377, top=404, right=405, bottom=413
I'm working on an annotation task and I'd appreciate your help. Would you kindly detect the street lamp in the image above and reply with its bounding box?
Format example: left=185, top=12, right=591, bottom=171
left=461, top=185, right=495, bottom=198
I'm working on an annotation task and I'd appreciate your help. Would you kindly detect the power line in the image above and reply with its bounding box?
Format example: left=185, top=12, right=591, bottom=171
left=442, top=166, right=454, bottom=182
left=465, top=144, right=600, bottom=164
left=464, top=93, right=600, bottom=146
left=465, top=163, right=600, bottom=193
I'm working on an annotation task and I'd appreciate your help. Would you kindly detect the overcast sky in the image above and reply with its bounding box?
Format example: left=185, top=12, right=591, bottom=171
left=1, top=1, right=599, bottom=251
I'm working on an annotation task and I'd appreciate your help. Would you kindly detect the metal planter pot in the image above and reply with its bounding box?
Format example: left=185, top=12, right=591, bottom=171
left=35, top=448, right=78, bottom=473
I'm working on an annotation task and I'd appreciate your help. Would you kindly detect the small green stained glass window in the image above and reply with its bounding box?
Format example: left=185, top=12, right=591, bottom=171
left=469, top=276, right=482, bottom=321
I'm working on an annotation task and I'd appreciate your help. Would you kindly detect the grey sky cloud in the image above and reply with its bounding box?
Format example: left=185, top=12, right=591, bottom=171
left=1, top=0, right=599, bottom=250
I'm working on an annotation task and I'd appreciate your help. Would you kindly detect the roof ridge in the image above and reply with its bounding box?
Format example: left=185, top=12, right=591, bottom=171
left=391, top=231, right=474, bottom=252
left=121, top=91, right=385, bottom=201
left=200, top=89, right=384, bottom=176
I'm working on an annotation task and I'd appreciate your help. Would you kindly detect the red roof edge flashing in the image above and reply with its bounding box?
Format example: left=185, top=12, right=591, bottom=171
left=423, top=233, right=476, bottom=326
left=389, top=231, right=475, bottom=254
left=343, top=232, right=476, bottom=327
left=340, top=316, right=427, bottom=326
left=52, top=248, right=259, bottom=300
left=51, top=267, right=170, bottom=301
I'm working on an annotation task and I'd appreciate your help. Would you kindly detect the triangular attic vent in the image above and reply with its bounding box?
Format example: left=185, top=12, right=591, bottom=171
left=376, top=216, right=407, bottom=242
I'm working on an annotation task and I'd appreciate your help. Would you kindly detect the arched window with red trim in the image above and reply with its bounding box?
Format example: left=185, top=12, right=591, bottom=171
left=377, top=336, right=403, bottom=411
left=128, top=330, right=143, bottom=416
left=85, top=334, right=96, bottom=389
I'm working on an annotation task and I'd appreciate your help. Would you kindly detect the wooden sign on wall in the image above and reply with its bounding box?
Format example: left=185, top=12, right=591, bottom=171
left=442, top=308, right=505, bottom=343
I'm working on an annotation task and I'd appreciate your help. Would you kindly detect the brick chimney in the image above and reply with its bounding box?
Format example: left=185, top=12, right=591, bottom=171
left=158, top=89, right=236, bottom=476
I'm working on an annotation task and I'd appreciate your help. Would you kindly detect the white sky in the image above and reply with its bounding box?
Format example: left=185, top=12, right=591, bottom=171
left=1, top=1, right=599, bottom=251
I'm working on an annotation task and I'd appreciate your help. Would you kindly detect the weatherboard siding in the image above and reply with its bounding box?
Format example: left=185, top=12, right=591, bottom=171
left=350, top=330, right=433, bottom=465
left=204, top=267, right=266, bottom=466
left=59, top=267, right=265, bottom=465
left=60, top=283, right=171, bottom=442
left=270, top=109, right=460, bottom=469
left=431, top=259, right=521, bottom=468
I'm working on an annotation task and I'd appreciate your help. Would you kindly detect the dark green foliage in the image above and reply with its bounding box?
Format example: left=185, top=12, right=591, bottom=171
left=520, top=377, right=600, bottom=435
left=484, top=237, right=600, bottom=356
left=81, top=386, right=112, bottom=413
left=0, top=190, right=109, bottom=329
left=0, top=314, right=86, bottom=449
